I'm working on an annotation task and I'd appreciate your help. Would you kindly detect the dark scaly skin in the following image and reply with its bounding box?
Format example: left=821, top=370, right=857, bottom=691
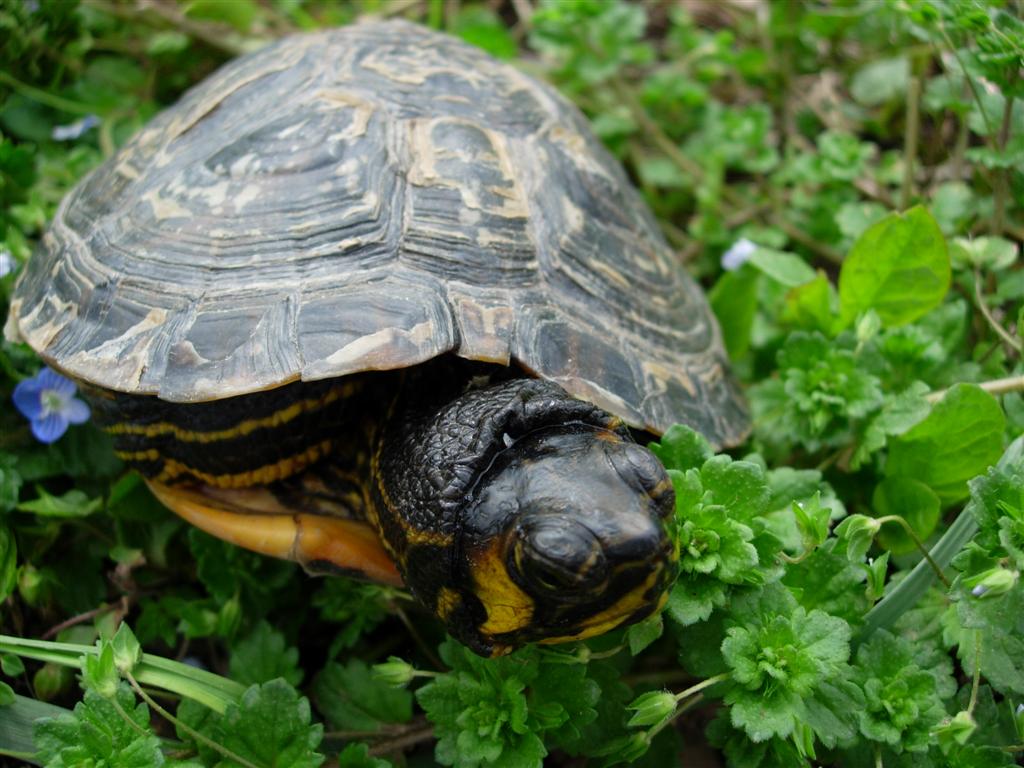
left=92, top=363, right=678, bottom=656
left=371, top=367, right=678, bottom=656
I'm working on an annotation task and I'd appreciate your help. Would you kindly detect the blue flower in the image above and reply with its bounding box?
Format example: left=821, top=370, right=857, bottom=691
left=721, top=238, right=757, bottom=271
left=0, top=250, right=15, bottom=278
left=12, top=367, right=91, bottom=444
left=51, top=114, right=100, bottom=141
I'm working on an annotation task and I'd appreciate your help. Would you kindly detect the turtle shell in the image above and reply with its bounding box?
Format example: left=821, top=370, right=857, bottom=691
left=6, top=20, right=748, bottom=447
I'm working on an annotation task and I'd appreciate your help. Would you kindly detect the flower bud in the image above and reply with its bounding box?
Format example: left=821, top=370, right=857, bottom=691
left=965, top=567, right=1018, bottom=598
left=626, top=690, right=677, bottom=727
left=372, top=656, right=416, bottom=688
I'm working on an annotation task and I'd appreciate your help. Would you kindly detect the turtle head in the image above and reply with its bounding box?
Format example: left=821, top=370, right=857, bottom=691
left=453, top=425, right=678, bottom=656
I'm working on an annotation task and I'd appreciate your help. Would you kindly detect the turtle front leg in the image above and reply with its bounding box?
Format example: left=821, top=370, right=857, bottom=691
left=146, top=480, right=403, bottom=586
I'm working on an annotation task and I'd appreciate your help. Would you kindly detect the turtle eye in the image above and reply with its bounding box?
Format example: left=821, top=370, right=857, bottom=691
left=608, top=442, right=667, bottom=493
left=510, top=515, right=608, bottom=598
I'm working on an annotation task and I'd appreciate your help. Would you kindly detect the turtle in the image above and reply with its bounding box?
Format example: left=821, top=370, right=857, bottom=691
left=5, top=20, right=748, bottom=657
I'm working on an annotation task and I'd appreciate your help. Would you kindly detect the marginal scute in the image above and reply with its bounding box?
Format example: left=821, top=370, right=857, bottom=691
left=8, top=19, right=748, bottom=447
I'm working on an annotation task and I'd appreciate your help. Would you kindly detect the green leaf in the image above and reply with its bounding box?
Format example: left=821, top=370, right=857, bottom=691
left=648, top=424, right=714, bottom=472
left=873, top=476, right=942, bottom=555
left=722, top=599, right=853, bottom=742
left=625, top=613, right=663, bottom=655
left=0, top=455, right=22, bottom=512
left=950, top=236, right=1019, bottom=271
left=0, top=524, right=16, bottom=603
left=17, top=486, right=101, bottom=517
left=851, top=630, right=951, bottom=751
left=781, top=273, right=839, bottom=335
left=886, top=384, right=1006, bottom=505
left=709, top=264, right=760, bottom=358
left=417, top=641, right=547, bottom=768
left=183, top=0, right=257, bottom=32
left=746, top=247, right=816, bottom=287
left=850, top=57, right=909, bottom=105
left=838, top=206, right=951, bottom=328
left=337, top=743, right=394, bottom=768
left=215, top=680, right=325, bottom=768
left=0, top=680, right=14, bottom=706
left=314, top=659, right=412, bottom=732
left=851, top=382, right=931, bottom=469
left=34, top=684, right=163, bottom=768
left=229, top=620, right=303, bottom=687
left=452, top=6, right=517, bottom=59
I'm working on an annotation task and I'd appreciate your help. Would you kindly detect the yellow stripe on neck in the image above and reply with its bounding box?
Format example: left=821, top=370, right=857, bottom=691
left=107, top=383, right=353, bottom=444
left=152, top=439, right=334, bottom=488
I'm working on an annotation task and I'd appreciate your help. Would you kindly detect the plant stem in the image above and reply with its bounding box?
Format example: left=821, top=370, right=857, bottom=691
left=126, top=672, right=261, bottom=768
left=902, top=71, right=922, bottom=209
left=967, top=629, right=982, bottom=715
left=673, top=672, right=730, bottom=702
left=0, top=71, right=96, bottom=114
left=110, top=694, right=152, bottom=739
left=0, top=635, right=244, bottom=712
left=927, top=374, right=1024, bottom=403
left=972, top=267, right=1022, bottom=355
left=875, top=516, right=951, bottom=588
left=368, top=721, right=436, bottom=758
left=992, top=94, right=1015, bottom=236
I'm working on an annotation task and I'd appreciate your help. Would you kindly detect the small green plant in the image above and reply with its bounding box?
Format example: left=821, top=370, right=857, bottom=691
left=2, top=1, right=1022, bottom=766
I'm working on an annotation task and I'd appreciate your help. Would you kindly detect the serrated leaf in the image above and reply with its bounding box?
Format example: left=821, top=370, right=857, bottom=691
left=229, top=621, right=302, bottom=687
left=216, top=680, right=324, bottom=768
left=17, top=487, right=101, bottom=517
left=648, top=424, right=713, bottom=472
left=747, top=247, right=816, bottom=287
left=34, top=684, right=162, bottom=768
left=314, top=659, right=412, bottom=732
left=838, top=206, right=951, bottom=328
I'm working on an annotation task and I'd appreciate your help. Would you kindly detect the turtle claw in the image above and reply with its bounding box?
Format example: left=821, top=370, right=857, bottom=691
left=146, top=480, right=403, bottom=586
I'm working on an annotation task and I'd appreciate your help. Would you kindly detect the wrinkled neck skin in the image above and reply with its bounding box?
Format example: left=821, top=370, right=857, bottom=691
left=371, top=369, right=678, bottom=657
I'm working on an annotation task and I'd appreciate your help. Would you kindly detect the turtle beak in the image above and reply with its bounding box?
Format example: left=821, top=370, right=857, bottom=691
left=146, top=480, right=403, bottom=586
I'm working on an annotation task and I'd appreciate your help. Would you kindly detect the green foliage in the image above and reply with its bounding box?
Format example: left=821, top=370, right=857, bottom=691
left=2, top=1, right=1023, bottom=766
left=34, top=684, right=163, bottom=768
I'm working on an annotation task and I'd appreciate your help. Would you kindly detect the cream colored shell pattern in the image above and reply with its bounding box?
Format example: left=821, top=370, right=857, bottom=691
left=7, top=20, right=748, bottom=448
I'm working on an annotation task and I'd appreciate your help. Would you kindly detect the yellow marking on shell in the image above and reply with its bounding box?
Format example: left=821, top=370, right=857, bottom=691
left=538, top=568, right=667, bottom=646
left=107, top=384, right=353, bottom=442
left=472, top=539, right=535, bottom=636
left=436, top=586, right=461, bottom=622
left=146, top=480, right=402, bottom=586
left=155, top=439, right=333, bottom=489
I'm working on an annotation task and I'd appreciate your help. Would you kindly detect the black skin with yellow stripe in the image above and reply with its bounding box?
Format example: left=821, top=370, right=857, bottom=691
left=90, top=361, right=679, bottom=656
